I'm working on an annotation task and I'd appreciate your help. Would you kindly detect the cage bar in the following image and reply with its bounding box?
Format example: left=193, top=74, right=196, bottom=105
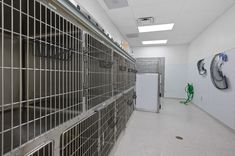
left=99, top=102, right=115, bottom=156
left=115, top=96, right=126, bottom=139
left=117, top=56, right=126, bottom=93
left=60, top=113, right=99, bottom=156
left=84, top=34, right=112, bottom=110
left=25, top=141, right=53, bottom=156
left=126, top=89, right=135, bottom=123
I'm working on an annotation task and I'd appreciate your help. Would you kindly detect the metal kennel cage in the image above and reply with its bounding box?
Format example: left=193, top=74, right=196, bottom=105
left=60, top=113, right=99, bottom=156
left=127, top=62, right=136, bottom=89
left=84, top=34, right=113, bottom=110
left=99, top=102, right=115, bottom=156
left=117, top=56, right=127, bottom=93
left=0, top=0, right=84, bottom=154
left=0, top=0, right=136, bottom=155
left=115, top=96, right=126, bottom=140
left=113, top=52, right=119, bottom=95
left=126, top=89, right=135, bottom=123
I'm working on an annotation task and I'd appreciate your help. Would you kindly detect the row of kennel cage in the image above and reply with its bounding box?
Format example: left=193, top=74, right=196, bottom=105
left=60, top=90, right=135, bottom=156
left=0, top=0, right=136, bottom=155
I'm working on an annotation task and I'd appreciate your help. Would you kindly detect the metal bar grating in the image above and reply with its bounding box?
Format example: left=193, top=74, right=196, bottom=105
left=0, top=0, right=83, bottom=154
left=116, top=96, right=126, bottom=139
left=128, top=62, right=136, bottom=88
left=99, top=102, right=115, bottom=156
left=25, top=141, right=53, bottom=156
left=60, top=113, right=99, bottom=156
left=84, top=34, right=112, bottom=110
left=59, top=97, right=135, bottom=156
left=113, top=52, right=118, bottom=95
left=126, top=89, right=135, bottom=122
left=126, top=61, right=136, bottom=89
left=117, top=56, right=126, bottom=93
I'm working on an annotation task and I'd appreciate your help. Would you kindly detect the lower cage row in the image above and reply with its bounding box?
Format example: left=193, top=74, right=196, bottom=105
left=24, top=89, right=135, bottom=156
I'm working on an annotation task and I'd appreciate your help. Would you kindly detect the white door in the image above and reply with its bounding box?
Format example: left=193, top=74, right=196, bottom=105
left=136, top=73, right=159, bottom=112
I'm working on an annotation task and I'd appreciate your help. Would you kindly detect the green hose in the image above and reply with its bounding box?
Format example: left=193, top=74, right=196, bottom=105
left=180, top=83, right=194, bottom=105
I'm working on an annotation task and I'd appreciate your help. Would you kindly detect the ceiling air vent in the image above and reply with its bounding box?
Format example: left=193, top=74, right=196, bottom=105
left=126, top=33, right=139, bottom=38
left=137, top=17, right=154, bottom=26
left=104, top=0, right=129, bottom=9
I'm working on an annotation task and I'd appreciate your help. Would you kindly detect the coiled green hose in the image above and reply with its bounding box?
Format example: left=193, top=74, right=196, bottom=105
left=180, top=83, right=194, bottom=105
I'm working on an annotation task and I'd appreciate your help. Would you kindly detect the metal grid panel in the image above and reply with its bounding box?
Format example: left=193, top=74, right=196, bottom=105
left=117, top=56, right=126, bottom=93
left=110, top=51, right=136, bottom=95
left=85, top=34, right=112, bottom=110
left=115, top=96, right=126, bottom=139
left=60, top=113, right=99, bottom=156
left=127, top=62, right=136, bottom=89
left=99, top=102, right=115, bottom=156
left=25, top=141, right=53, bottom=156
left=136, top=58, right=159, bottom=73
left=0, top=0, right=83, bottom=154
left=113, top=52, right=118, bottom=95
left=126, top=89, right=135, bottom=122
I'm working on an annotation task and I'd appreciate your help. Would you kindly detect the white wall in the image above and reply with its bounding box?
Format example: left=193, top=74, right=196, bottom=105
left=133, top=45, right=188, bottom=98
left=187, top=4, right=235, bottom=130
left=75, top=0, right=132, bottom=53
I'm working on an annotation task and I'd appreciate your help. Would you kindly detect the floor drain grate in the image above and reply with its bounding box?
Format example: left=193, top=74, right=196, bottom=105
left=176, top=136, right=183, bottom=140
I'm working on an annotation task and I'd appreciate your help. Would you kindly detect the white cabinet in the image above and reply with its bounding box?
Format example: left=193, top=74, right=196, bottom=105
left=136, top=73, right=159, bottom=112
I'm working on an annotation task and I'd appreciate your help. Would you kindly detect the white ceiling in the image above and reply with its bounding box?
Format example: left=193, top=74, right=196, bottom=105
left=97, top=0, right=235, bottom=47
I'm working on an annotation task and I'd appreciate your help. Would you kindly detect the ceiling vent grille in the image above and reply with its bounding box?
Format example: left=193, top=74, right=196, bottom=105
left=137, top=17, right=155, bottom=26
left=126, top=33, right=139, bottom=38
left=104, top=0, right=129, bottom=9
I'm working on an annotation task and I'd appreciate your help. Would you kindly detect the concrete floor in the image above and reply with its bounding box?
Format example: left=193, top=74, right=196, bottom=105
left=111, top=99, right=235, bottom=156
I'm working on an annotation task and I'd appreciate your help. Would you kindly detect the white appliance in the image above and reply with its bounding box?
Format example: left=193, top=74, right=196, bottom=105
left=136, top=73, right=159, bottom=112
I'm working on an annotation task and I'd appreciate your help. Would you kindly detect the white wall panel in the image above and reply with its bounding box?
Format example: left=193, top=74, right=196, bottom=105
left=187, top=4, right=235, bottom=130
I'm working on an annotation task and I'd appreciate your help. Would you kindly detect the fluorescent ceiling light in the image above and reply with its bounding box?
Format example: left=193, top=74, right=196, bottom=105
left=138, top=23, right=174, bottom=33
left=142, top=40, right=168, bottom=45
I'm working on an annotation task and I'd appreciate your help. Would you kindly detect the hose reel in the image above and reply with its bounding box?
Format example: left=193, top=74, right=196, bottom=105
left=197, top=59, right=207, bottom=76
left=210, top=53, right=228, bottom=90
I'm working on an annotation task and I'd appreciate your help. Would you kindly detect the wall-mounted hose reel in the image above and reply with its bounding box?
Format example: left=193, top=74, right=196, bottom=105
left=210, top=53, right=228, bottom=90
left=197, top=59, right=207, bottom=76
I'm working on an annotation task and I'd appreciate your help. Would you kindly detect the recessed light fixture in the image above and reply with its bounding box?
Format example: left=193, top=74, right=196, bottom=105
left=138, top=23, right=174, bottom=33
left=142, top=40, right=168, bottom=45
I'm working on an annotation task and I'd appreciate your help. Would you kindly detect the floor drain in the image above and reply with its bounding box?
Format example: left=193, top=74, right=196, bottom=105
left=176, top=136, right=183, bottom=140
